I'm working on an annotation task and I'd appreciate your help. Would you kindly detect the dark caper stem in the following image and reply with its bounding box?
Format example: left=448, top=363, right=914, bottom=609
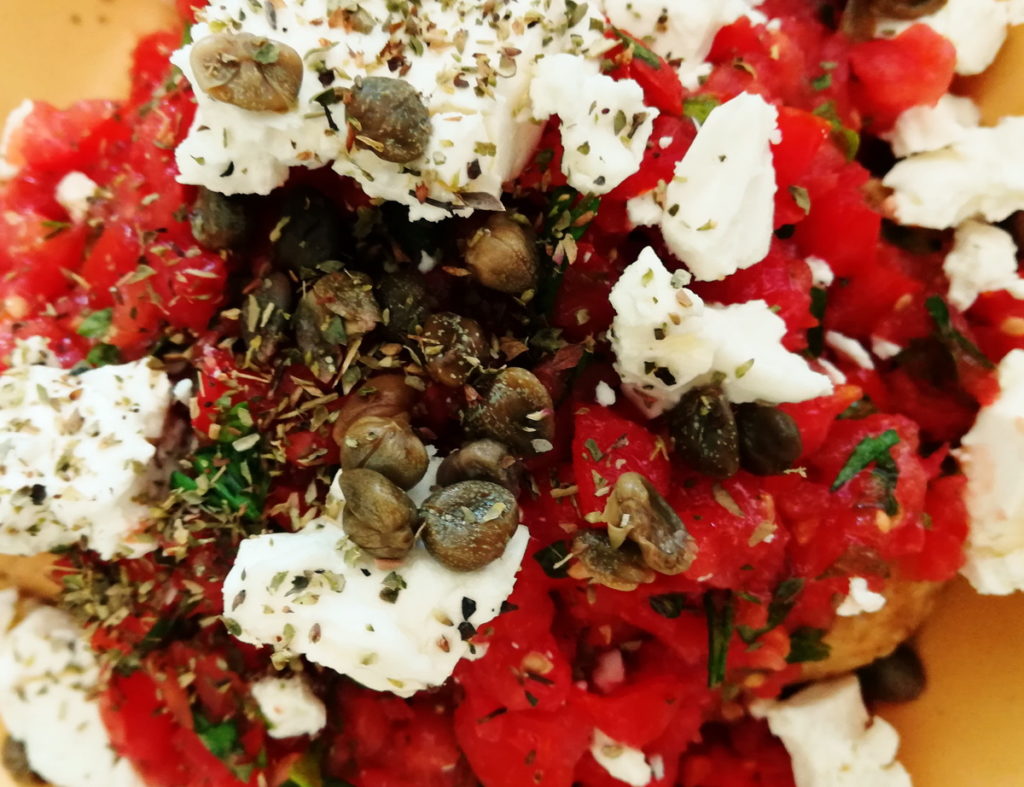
left=857, top=642, right=926, bottom=704
left=191, top=32, right=303, bottom=113
left=464, top=368, right=554, bottom=456
left=190, top=187, right=251, bottom=251
left=242, top=272, right=293, bottom=364
left=420, top=312, right=489, bottom=388
left=344, top=76, right=432, bottom=164
left=460, top=213, right=539, bottom=295
left=667, top=385, right=740, bottom=479
left=419, top=481, right=519, bottom=571
left=436, top=439, right=523, bottom=495
left=734, top=403, right=803, bottom=476
left=605, top=472, right=697, bottom=576
left=339, top=468, right=417, bottom=559
left=340, top=415, right=428, bottom=490
left=568, top=530, right=654, bottom=591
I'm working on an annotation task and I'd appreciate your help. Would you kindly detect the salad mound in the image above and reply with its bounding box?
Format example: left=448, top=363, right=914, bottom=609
left=1, top=1, right=1023, bottom=786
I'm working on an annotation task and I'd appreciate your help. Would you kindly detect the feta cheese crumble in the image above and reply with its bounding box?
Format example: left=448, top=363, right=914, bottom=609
left=609, top=247, right=832, bottom=416
left=590, top=729, right=653, bottom=787
left=0, top=605, right=145, bottom=787
left=0, top=347, right=172, bottom=559
left=595, top=381, right=617, bottom=407
left=825, top=332, right=875, bottom=371
left=942, top=220, right=1024, bottom=311
left=55, top=171, right=100, bottom=223
left=752, top=675, right=911, bottom=787
left=836, top=577, right=888, bottom=617
left=882, top=94, right=979, bottom=158
left=251, top=675, right=327, bottom=739
left=806, top=256, right=835, bottom=289
left=960, top=349, right=1024, bottom=594
left=0, top=99, right=33, bottom=181
left=627, top=92, right=779, bottom=281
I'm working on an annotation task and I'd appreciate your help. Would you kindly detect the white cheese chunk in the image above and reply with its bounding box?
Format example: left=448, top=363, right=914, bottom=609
left=0, top=346, right=171, bottom=559
left=251, top=675, right=327, bottom=739
left=609, top=248, right=832, bottom=416
left=223, top=506, right=529, bottom=697
left=55, top=172, right=100, bottom=223
left=806, top=256, right=835, bottom=289
left=883, top=94, right=979, bottom=158
left=825, top=332, right=875, bottom=371
left=871, top=337, right=904, bottom=361
left=0, top=99, right=33, bottom=181
left=627, top=93, right=779, bottom=281
left=530, top=54, right=657, bottom=195
left=943, top=220, right=1024, bottom=311
left=590, top=729, right=652, bottom=787
left=752, top=675, right=911, bottom=787
left=595, top=381, right=617, bottom=407
left=883, top=116, right=1024, bottom=229
left=960, top=349, right=1024, bottom=594
left=836, top=577, right=888, bottom=617
left=0, top=606, right=145, bottom=787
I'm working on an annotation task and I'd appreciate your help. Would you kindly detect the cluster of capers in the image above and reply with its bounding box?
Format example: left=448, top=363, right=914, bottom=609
left=668, top=384, right=803, bottom=479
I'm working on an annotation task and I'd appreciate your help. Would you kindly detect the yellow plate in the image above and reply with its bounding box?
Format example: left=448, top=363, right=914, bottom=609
left=2, top=3, right=1024, bottom=786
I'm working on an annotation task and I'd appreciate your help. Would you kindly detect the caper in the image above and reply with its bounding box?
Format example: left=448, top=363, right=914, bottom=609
left=867, top=0, right=947, bottom=18
left=464, top=367, right=554, bottom=455
left=2, top=736, right=40, bottom=784
left=340, top=415, right=428, bottom=490
left=190, top=187, right=250, bottom=250
left=419, top=481, right=519, bottom=571
left=344, top=76, right=432, bottom=164
left=241, top=272, right=293, bottom=364
left=436, top=439, right=523, bottom=495
left=420, top=312, right=489, bottom=388
left=734, top=403, right=803, bottom=476
left=295, top=271, right=380, bottom=379
left=460, top=213, right=538, bottom=295
left=605, top=472, right=696, bottom=575
left=272, top=187, right=346, bottom=279
left=857, top=643, right=926, bottom=704
left=376, top=270, right=433, bottom=339
left=190, top=32, right=303, bottom=113
left=332, top=374, right=419, bottom=446
left=339, top=468, right=417, bottom=559
left=567, top=530, right=654, bottom=592
left=667, top=385, right=740, bottom=479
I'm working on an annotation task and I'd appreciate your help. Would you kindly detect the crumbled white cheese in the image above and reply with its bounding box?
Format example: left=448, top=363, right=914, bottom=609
left=960, top=349, right=1024, bottom=594
left=943, top=220, right=1024, bottom=311
left=883, top=94, right=979, bottom=158
left=806, top=256, right=835, bottom=289
left=595, top=381, right=617, bottom=407
left=627, top=93, right=780, bottom=281
left=871, top=337, right=904, bottom=361
left=825, top=332, right=875, bottom=371
left=0, top=606, right=145, bottom=787
left=590, top=729, right=652, bottom=787
left=174, top=0, right=618, bottom=220
left=55, top=171, right=100, bottom=223
left=251, top=675, right=327, bottom=739
left=836, top=577, right=888, bottom=617
left=883, top=115, right=1024, bottom=229
left=223, top=507, right=529, bottom=697
left=0, top=347, right=171, bottom=559
left=752, top=675, right=911, bottom=787
left=817, top=358, right=848, bottom=386
left=609, top=248, right=832, bottom=416
left=530, top=53, right=657, bottom=195
left=0, top=99, right=33, bottom=181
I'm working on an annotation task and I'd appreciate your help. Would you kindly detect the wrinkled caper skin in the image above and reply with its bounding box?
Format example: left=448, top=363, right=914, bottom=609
left=376, top=271, right=432, bottom=339
left=605, top=472, right=697, bottom=576
left=461, top=213, right=538, bottom=294
left=344, top=76, right=432, bottom=164
left=241, top=272, right=293, bottom=364
left=295, top=270, right=381, bottom=360
left=340, top=415, right=428, bottom=490
left=568, top=530, right=654, bottom=592
left=339, top=468, right=417, bottom=559
left=2, top=736, right=40, bottom=784
left=420, top=312, right=489, bottom=387
left=191, top=32, right=303, bottom=113
left=857, top=643, right=926, bottom=704
left=436, top=439, right=523, bottom=495
left=272, top=188, right=346, bottom=279
left=464, top=368, right=554, bottom=456
left=332, top=375, right=419, bottom=446
left=866, top=0, right=947, bottom=18
left=734, top=402, right=803, bottom=476
left=419, top=481, right=519, bottom=571
left=668, top=385, right=740, bottom=479
left=190, top=187, right=250, bottom=251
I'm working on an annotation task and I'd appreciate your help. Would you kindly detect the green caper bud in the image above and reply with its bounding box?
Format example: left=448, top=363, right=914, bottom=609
left=567, top=530, right=654, bottom=592
left=734, top=403, right=803, bottom=476
left=867, top=0, right=947, bottom=18
left=272, top=187, right=346, bottom=280
left=420, top=312, right=489, bottom=388
left=667, top=385, right=740, bottom=479
left=605, top=472, right=696, bottom=576
left=436, top=439, right=522, bottom=495
left=344, top=76, right=432, bottom=164
left=340, top=415, right=428, bottom=490
left=242, top=272, right=293, bottom=364
left=461, top=213, right=538, bottom=295
left=465, top=368, right=554, bottom=456
left=190, top=187, right=250, bottom=250
left=376, top=270, right=433, bottom=339
left=190, top=32, right=303, bottom=113
left=339, top=468, right=417, bottom=559
left=295, top=271, right=380, bottom=379
left=857, top=643, right=926, bottom=704
left=2, top=736, right=40, bottom=784
left=419, top=481, right=519, bottom=571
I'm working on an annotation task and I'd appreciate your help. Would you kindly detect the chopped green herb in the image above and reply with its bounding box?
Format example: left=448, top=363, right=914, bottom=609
left=831, top=429, right=899, bottom=491
left=737, top=578, right=804, bottom=644
left=84, top=343, right=121, bottom=368
left=583, top=438, right=604, bottom=462
left=194, top=714, right=240, bottom=760
left=704, top=592, right=734, bottom=687
left=925, top=295, right=993, bottom=368
left=786, top=626, right=831, bottom=663
left=683, top=95, right=721, bottom=124
left=611, top=28, right=661, bottom=69
left=811, top=72, right=832, bottom=91
left=812, top=101, right=860, bottom=161
left=77, top=308, right=113, bottom=339
left=649, top=592, right=689, bottom=619
left=789, top=185, right=811, bottom=214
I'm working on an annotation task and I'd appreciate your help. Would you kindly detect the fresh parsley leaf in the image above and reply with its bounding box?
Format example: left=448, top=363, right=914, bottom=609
left=533, top=541, right=572, bottom=579
left=786, top=627, right=831, bottom=663
left=831, top=429, right=900, bottom=491
left=194, top=714, right=240, bottom=760
left=812, top=101, right=860, bottom=161
left=811, top=72, right=832, bottom=91
left=77, top=308, right=113, bottom=339
left=924, top=295, right=993, bottom=369
left=683, top=95, right=721, bottom=125
left=611, top=28, right=661, bottom=69
left=649, top=592, right=690, bottom=619
left=84, top=343, right=121, bottom=368
left=737, top=578, right=805, bottom=644
left=704, top=592, right=734, bottom=687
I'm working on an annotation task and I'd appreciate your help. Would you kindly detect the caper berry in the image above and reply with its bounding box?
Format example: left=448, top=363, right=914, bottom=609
left=190, top=32, right=303, bottom=113
left=190, top=187, right=250, bottom=251
left=460, top=213, right=538, bottom=295
left=332, top=375, right=419, bottom=446
left=272, top=188, right=346, bottom=280
left=241, top=272, right=293, bottom=364
left=344, top=76, right=432, bottom=164
left=867, top=0, right=947, bottom=18
left=568, top=530, right=654, bottom=592
left=605, top=472, right=697, bottom=575
left=667, top=385, right=740, bottom=479
left=339, top=468, right=417, bottom=559
left=340, top=415, right=428, bottom=490
left=420, top=312, right=489, bottom=387
left=419, top=481, right=519, bottom=571
left=857, top=643, right=926, bottom=704
left=295, top=270, right=381, bottom=374
left=376, top=270, right=433, bottom=339
left=436, top=439, right=523, bottom=495
left=464, top=367, right=554, bottom=455
left=734, top=403, right=803, bottom=476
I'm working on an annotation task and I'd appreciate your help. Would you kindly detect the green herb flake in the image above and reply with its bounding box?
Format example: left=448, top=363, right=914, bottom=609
left=925, top=295, right=994, bottom=368
left=812, top=101, right=860, bottom=161
left=252, top=40, right=280, bottom=64
left=77, top=308, right=113, bottom=339
left=789, top=185, right=811, bottom=214
left=583, top=438, right=604, bottom=462
left=831, top=429, right=900, bottom=492
left=683, top=95, right=721, bottom=125
left=194, top=714, right=241, bottom=761
left=612, top=28, right=661, bottom=69
left=649, top=592, right=689, bottom=619
left=786, top=626, right=831, bottom=663
left=704, top=592, right=734, bottom=687
left=84, top=343, right=120, bottom=368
